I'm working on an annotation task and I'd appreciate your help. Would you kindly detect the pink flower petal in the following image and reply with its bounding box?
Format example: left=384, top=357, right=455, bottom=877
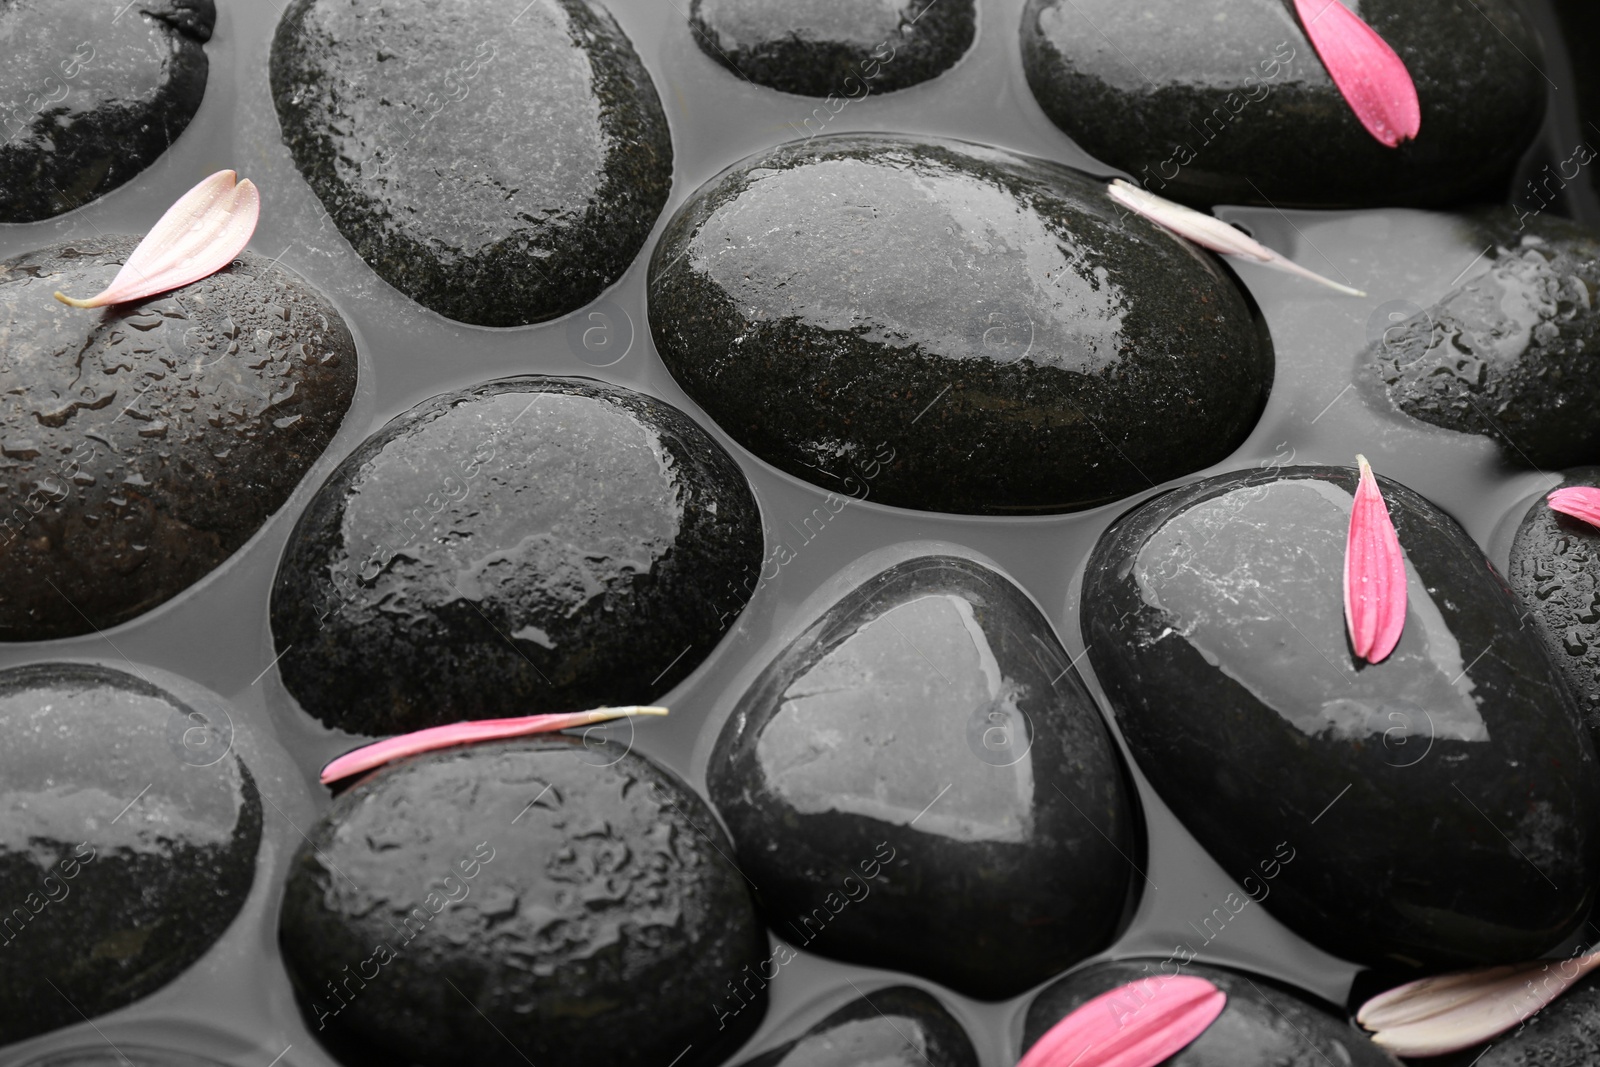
left=1017, top=976, right=1226, bottom=1067
left=1344, top=455, right=1407, bottom=664
left=319, top=706, right=669, bottom=785
left=1293, top=0, right=1421, bottom=147
left=1548, top=486, right=1600, bottom=529
left=1108, top=180, right=1366, bottom=296
left=54, top=170, right=261, bottom=309
left=1357, top=952, right=1600, bottom=1056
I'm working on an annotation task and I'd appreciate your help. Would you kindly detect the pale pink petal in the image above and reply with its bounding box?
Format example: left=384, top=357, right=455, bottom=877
left=1357, top=953, right=1600, bottom=1056
left=319, top=706, right=669, bottom=785
left=1108, top=180, right=1366, bottom=296
left=1017, top=975, right=1225, bottom=1067
left=1293, top=0, right=1421, bottom=147
left=1344, top=454, right=1407, bottom=664
left=1548, top=486, right=1600, bottom=529
left=54, top=170, right=261, bottom=308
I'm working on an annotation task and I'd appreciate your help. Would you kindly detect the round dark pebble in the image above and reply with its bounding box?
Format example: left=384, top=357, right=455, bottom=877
left=0, top=0, right=215, bottom=222
left=1025, top=960, right=1398, bottom=1066
left=0, top=237, right=358, bottom=641
left=1508, top=468, right=1600, bottom=738
left=1370, top=214, right=1600, bottom=469
left=649, top=133, right=1272, bottom=515
left=278, top=736, right=768, bottom=1067
left=270, top=376, right=763, bottom=735
left=269, top=0, right=672, bottom=327
left=1020, top=0, right=1545, bottom=208
left=735, top=986, right=978, bottom=1067
left=689, top=0, right=975, bottom=97
left=0, top=663, right=262, bottom=1047
left=1083, top=465, right=1600, bottom=970
left=709, top=555, right=1140, bottom=1000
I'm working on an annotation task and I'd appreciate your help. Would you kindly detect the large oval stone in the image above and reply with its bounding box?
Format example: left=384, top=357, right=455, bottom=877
left=688, top=0, right=975, bottom=97
left=708, top=555, right=1140, bottom=1000
left=270, top=0, right=672, bottom=327
left=1371, top=215, right=1600, bottom=469
left=1020, top=0, right=1545, bottom=208
left=1082, top=465, right=1600, bottom=969
left=650, top=134, right=1270, bottom=515
left=1025, top=960, right=1397, bottom=1066
left=0, top=237, right=358, bottom=641
left=0, top=0, right=214, bottom=222
left=270, top=376, right=763, bottom=735
left=279, top=737, right=767, bottom=1067
left=1508, top=468, right=1600, bottom=735
left=0, top=663, right=261, bottom=1047
left=736, top=987, right=977, bottom=1067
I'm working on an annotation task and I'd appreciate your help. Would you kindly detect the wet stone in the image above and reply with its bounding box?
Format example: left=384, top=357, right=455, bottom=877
left=0, top=663, right=262, bottom=1047
left=0, top=237, right=359, bottom=641
left=736, top=986, right=978, bottom=1067
left=688, top=0, right=975, bottom=97
left=649, top=133, right=1271, bottom=515
left=1371, top=215, right=1600, bottom=469
left=1464, top=966, right=1600, bottom=1067
left=270, top=376, right=763, bottom=736
left=0, top=0, right=214, bottom=222
left=1020, top=0, right=1545, bottom=208
left=1508, top=468, right=1600, bottom=738
left=708, top=556, right=1140, bottom=1000
left=269, top=0, right=672, bottom=327
left=278, top=736, right=767, bottom=1067
left=1082, top=465, right=1600, bottom=970
left=1025, top=961, right=1396, bottom=1067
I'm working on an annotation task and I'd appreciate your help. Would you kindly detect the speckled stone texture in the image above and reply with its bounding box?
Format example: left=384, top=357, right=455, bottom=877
left=709, top=556, right=1140, bottom=1000
left=1371, top=215, right=1600, bottom=469
left=1083, top=466, right=1600, bottom=970
left=1026, top=961, right=1398, bottom=1066
left=0, top=663, right=261, bottom=1046
left=1020, top=0, right=1544, bottom=208
left=1468, top=966, right=1600, bottom=1067
left=269, top=0, right=672, bottom=326
left=689, top=0, right=975, bottom=96
left=649, top=133, right=1271, bottom=515
left=737, top=986, right=978, bottom=1067
left=270, top=376, right=764, bottom=735
left=1509, top=468, right=1600, bottom=740
left=0, top=237, right=358, bottom=640
left=278, top=737, right=768, bottom=1067
left=0, top=0, right=214, bottom=222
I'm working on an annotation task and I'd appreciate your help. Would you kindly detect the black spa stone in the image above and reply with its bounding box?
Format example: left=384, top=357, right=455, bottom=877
left=1019, top=0, right=1544, bottom=208
left=278, top=736, right=767, bottom=1067
left=0, top=0, right=214, bottom=222
left=270, top=376, right=763, bottom=735
left=0, top=237, right=358, bottom=641
left=688, top=0, right=975, bottom=97
left=708, top=556, right=1140, bottom=1000
left=1025, top=960, right=1398, bottom=1067
left=269, top=0, right=672, bottom=327
left=1371, top=215, right=1600, bottom=469
left=0, top=663, right=262, bottom=1047
left=1508, top=468, right=1600, bottom=738
left=1466, top=967, right=1600, bottom=1067
left=1082, top=465, right=1600, bottom=970
left=649, top=133, right=1271, bottom=515
left=736, top=987, right=978, bottom=1067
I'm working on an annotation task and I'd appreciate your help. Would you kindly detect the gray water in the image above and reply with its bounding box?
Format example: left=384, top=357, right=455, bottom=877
left=1, top=0, right=1596, bottom=1064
